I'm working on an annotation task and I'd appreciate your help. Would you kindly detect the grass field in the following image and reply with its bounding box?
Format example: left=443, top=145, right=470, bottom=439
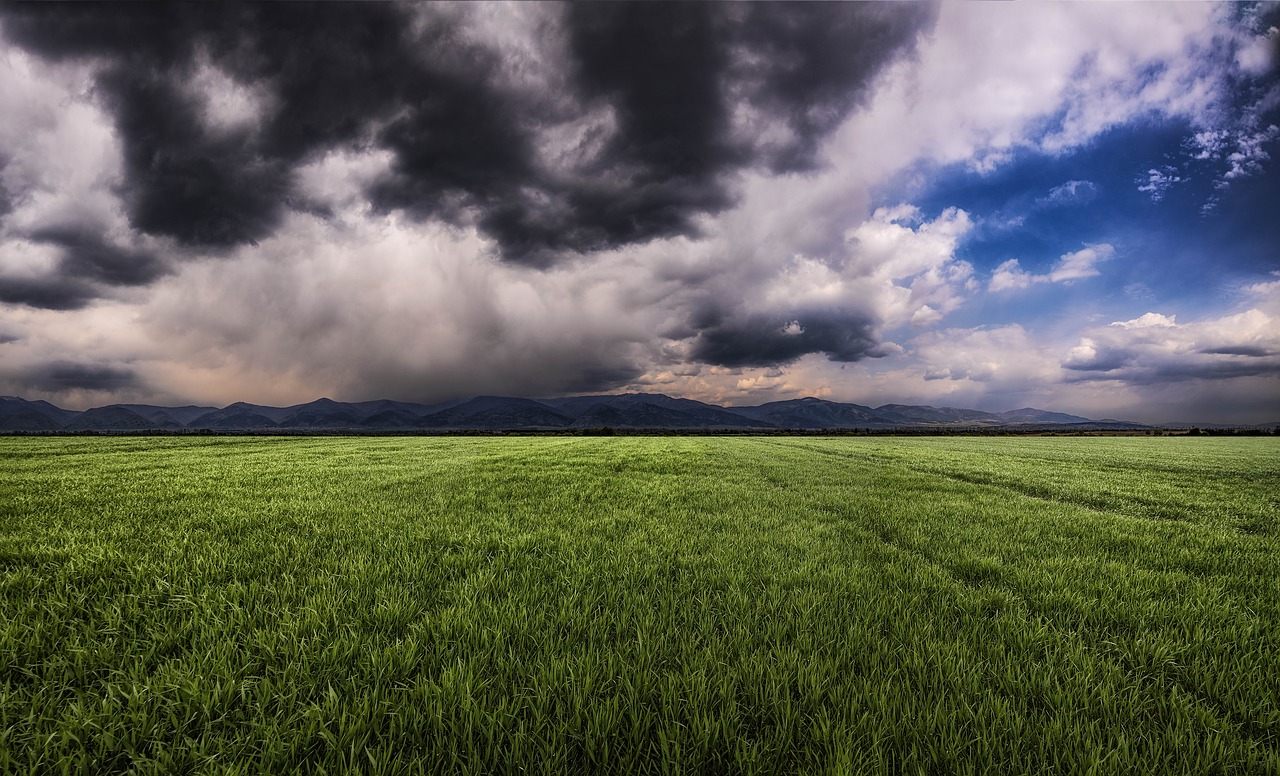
left=1, top=436, right=1277, bottom=774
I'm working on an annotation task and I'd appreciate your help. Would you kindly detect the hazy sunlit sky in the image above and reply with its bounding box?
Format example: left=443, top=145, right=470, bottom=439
left=1, top=2, right=1277, bottom=423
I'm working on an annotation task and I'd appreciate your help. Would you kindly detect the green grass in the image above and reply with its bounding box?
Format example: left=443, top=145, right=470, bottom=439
left=1, top=436, right=1277, bottom=774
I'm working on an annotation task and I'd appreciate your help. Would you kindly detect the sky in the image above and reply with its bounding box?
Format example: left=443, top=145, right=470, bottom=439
left=0, top=2, right=1278, bottom=424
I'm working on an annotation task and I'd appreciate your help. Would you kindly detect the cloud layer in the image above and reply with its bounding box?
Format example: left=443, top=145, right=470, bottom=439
left=1, top=2, right=1277, bottom=423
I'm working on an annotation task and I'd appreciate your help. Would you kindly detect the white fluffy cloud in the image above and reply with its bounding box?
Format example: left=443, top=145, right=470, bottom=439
left=1064, top=300, right=1280, bottom=385
left=989, top=244, right=1114, bottom=292
left=829, top=3, right=1238, bottom=175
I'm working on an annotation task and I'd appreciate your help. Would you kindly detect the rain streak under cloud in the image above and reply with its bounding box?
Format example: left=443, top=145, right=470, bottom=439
left=0, top=2, right=1277, bottom=424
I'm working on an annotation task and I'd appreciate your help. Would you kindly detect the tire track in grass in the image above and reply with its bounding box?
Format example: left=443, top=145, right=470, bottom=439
left=859, top=517, right=1278, bottom=762
left=768, top=439, right=1163, bottom=521
left=881, top=526, right=1277, bottom=760
left=914, top=468, right=1196, bottom=524
left=765, top=439, right=1272, bottom=531
left=907, top=441, right=1277, bottom=537
left=757, top=438, right=1280, bottom=762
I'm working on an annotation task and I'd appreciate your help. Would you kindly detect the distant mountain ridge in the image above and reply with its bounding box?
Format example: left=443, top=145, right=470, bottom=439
left=0, top=393, right=1189, bottom=432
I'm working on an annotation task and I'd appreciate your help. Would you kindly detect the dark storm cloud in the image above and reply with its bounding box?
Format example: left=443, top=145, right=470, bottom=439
left=364, top=25, right=546, bottom=255
left=1155, top=360, right=1280, bottom=380
left=1065, top=360, right=1280, bottom=385
left=1064, top=348, right=1280, bottom=385
left=0, top=227, right=167, bottom=311
left=27, top=226, right=167, bottom=287
left=1062, top=348, right=1134, bottom=373
left=0, top=161, right=12, bottom=219
left=1200, top=344, right=1274, bottom=357
left=470, top=1, right=937, bottom=261
left=1, top=2, right=404, bottom=249
left=98, top=68, right=288, bottom=247
left=0, top=276, right=99, bottom=311
left=690, top=309, right=878, bottom=368
left=570, top=3, right=730, bottom=182
left=1, top=1, right=934, bottom=268
left=729, top=2, right=938, bottom=173
left=542, top=1, right=736, bottom=253
left=558, top=362, right=648, bottom=395
left=27, top=361, right=138, bottom=393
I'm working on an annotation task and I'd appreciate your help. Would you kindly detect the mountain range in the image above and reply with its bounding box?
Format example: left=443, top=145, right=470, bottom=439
left=0, top=393, right=1179, bottom=432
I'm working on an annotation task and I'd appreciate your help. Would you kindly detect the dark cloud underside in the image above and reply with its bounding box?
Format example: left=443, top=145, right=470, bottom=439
left=27, top=226, right=167, bottom=286
left=476, top=2, right=937, bottom=262
left=0, top=165, right=12, bottom=220
left=2, top=2, right=933, bottom=266
left=1066, top=361, right=1280, bottom=384
left=26, top=361, right=138, bottom=393
left=3, top=3, right=418, bottom=249
left=1200, top=345, right=1274, bottom=357
left=731, top=2, right=938, bottom=173
left=0, top=277, right=99, bottom=311
left=691, top=310, right=878, bottom=368
left=100, top=68, right=289, bottom=247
